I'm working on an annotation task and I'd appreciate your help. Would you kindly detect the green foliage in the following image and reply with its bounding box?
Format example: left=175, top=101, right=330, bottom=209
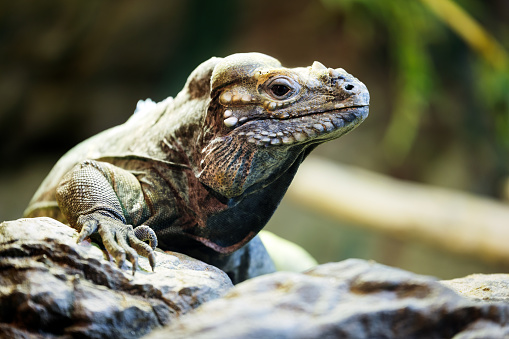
left=322, top=0, right=509, bottom=166
left=475, top=60, right=509, bottom=149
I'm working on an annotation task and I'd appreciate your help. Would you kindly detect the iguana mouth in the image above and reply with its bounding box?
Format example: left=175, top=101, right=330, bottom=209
left=234, top=105, right=369, bottom=146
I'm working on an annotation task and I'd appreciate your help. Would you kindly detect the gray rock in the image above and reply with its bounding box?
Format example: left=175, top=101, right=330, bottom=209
left=0, top=217, right=233, bottom=339
left=207, top=234, right=276, bottom=284
left=441, top=274, right=509, bottom=302
left=145, top=259, right=509, bottom=339
left=453, top=320, right=509, bottom=339
left=4, top=217, right=509, bottom=339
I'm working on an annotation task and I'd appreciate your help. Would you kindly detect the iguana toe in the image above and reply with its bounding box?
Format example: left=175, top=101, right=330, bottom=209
left=134, top=225, right=158, bottom=249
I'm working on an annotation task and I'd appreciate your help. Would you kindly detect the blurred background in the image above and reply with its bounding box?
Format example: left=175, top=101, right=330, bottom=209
left=1, top=0, right=508, bottom=279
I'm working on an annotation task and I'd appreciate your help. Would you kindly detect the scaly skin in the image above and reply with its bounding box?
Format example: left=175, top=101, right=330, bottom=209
left=25, top=53, right=369, bottom=277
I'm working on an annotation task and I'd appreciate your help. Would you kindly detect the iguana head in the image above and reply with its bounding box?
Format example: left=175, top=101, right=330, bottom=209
left=192, top=53, right=369, bottom=198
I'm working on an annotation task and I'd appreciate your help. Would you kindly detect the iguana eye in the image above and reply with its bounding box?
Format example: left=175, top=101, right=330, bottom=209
left=265, top=77, right=298, bottom=100
left=271, top=84, right=290, bottom=97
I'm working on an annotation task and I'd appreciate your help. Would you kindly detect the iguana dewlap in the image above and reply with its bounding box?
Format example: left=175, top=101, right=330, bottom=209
left=25, top=53, right=369, bottom=278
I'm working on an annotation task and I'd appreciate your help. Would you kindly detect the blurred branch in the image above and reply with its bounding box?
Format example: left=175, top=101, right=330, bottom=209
left=420, top=0, right=508, bottom=70
left=287, top=157, right=509, bottom=264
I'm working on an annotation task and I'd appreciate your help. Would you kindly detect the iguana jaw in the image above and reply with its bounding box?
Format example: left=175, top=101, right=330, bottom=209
left=230, top=104, right=369, bottom=147
left=196, top=104, right=368, bottom=198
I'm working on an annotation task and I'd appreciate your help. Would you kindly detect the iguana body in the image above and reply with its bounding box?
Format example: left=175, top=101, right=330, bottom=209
left=25, top=53, right=369, bottom=281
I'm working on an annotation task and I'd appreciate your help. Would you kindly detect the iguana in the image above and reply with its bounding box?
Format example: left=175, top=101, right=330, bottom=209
left=24, top=53, right=369, bottom=282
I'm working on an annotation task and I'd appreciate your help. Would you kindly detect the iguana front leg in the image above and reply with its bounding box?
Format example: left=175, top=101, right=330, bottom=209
left=56, top=160, right=157, bottom=273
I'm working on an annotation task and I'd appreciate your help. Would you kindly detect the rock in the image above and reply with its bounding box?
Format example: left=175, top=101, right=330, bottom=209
left=441, top=274, right=509, bottom=302
left=145, top=259, right=509, bottom=339
left=0, top=218, right=233, bottom=339
left=4, top=218, right=509, bottom=338
left=206, top=234, right=276, bottom=284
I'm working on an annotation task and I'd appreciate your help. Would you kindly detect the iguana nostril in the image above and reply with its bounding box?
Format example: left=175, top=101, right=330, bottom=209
left=345, top=84, right=354, bottom=91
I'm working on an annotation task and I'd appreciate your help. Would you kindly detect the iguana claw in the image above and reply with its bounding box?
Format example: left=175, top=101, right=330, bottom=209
left=76, top=213, right=157, bottom=274
left=134, top=225, right=158, bottom=271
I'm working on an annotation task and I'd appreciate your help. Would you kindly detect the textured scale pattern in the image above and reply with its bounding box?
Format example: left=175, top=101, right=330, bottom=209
left=25, top=53, right=369, bottom=278
left=56, top=160, right=127, bottom=226
left=56, top=160, right=157, bottom=272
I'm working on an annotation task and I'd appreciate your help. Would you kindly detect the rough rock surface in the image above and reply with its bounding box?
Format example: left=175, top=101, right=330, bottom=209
left=442, top=274, right=509, bottom=302
left=145, top=259, right=509, bottom=339
left=0, top=218, right=233, bottom=339
left=3, top=217, right=509, bottom=339
left=208, top=234, right=276, bottom=284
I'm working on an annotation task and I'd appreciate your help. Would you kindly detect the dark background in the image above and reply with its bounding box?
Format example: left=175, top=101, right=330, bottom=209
left=1, top=0, right=508, bottom=278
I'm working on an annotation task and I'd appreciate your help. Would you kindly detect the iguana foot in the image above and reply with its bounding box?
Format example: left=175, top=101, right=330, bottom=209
left=134, top=225, right=157, bottom=270
left=76, top=212, right=157, bottom=274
